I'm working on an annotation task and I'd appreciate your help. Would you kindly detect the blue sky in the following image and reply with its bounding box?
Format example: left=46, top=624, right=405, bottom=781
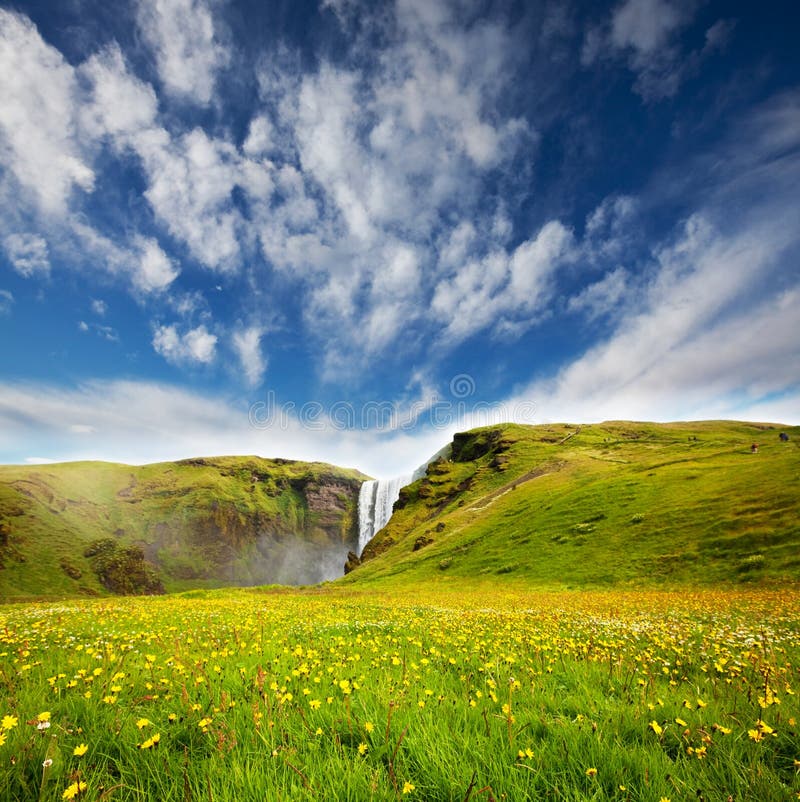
left=0, top=0, right=798, bottom=476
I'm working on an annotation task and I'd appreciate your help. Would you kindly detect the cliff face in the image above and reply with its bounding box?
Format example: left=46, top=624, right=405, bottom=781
left=0, top=457, right=367, bottom=598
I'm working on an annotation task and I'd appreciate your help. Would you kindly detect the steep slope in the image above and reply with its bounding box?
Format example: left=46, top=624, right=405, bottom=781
left=345, top=421, right=800, bottom=588
left=0, top=457, right=367, bottom=599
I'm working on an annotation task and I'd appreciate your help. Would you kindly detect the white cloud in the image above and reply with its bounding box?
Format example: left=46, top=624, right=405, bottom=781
left=0, top=3, right=543, bottom=378
left=0, top=14, right=190, bottom=302
left=585, top=195, right=637, bottom=239
left=0, top=289, right=13, bottom=315
left=134, top=237, right=180, bottom=292
left=371, top=244, right=420, bottom=299
left=153, top=323, right=218, bottom=365
left=170, top=290, right=211, bottom=319
left=0, top=379, right=455, bottom=478
left=438, top=222, right=476, bottom=271
left=96, top=325, right=119, bottom=342
left=0, top=0, right=790, bottom=414
left=583, top=0, right=705, bottom=100
left=509, top=221, right=575, bottom=298
left=0, top=8, right=259, bottom=298
left=69, top=424, right=96, bottom=434
left=0, top=10, right=94, bottom=213
left=514, top=213, right=800, bottom=423
left=78, top=320, right=119, bottom=341
left=283, top=20, right=529, bottom=244
left=91, top=299, right=108, bottom=316
left=243, top=115, right=275, bottom=157
left=247, top=2, right=536, bottom=371
left=610, top=0, right=688, bottom=54
left=24, top=457, right=56, bottom=465
left=67, top=220, right=180, bottom=296
left=432, top=220, right=575, bottom=345
left=292, top=67, right=377, bottom=243
left=80, top=35, right=270, bottom=274
left=135, top=127, right=270, bottom=271
left=136, top=0, right=230, bottom=104
left=231, top=327, right=267, bottom=387
left=3, top=233, right=50, bottom=277
left=568, top=267, right=630, bottom=320
left=527, top=285, right=800, bottom=425
left=81, top=44, right=159, bottom=143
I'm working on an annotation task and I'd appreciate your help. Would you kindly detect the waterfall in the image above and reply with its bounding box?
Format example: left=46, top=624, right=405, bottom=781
left=357, top=475, right=411, bottom=556
left=356, top=443, right=453, bottom=557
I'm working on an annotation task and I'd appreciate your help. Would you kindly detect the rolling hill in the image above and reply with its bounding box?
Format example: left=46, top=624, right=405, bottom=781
left=2, top=420, right=798, bottom=601
left=345, top=420, right=800, bottom=589
left=0, top=457, right=367, bottom=600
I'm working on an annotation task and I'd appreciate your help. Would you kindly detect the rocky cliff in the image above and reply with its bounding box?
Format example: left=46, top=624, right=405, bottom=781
left=0, top=456, right=368, bottom=599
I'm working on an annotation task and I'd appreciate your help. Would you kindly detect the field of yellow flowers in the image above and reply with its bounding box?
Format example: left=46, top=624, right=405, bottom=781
left=1, top=586, right=798, bottom=801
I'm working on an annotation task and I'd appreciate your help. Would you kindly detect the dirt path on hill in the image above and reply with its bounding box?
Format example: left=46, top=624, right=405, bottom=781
left=468, top=461, right=565, bottom=512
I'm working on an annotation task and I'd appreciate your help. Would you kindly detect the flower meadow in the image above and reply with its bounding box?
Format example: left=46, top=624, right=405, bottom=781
left=1, top=588, right=799, bottom=801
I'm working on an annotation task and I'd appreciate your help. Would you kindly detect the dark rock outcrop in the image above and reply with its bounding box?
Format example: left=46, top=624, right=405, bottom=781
left=344, top=550, right=361, bottom=574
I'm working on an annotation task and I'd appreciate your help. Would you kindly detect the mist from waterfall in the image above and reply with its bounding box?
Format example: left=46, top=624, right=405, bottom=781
left=357, top=476, right=411, bottom=556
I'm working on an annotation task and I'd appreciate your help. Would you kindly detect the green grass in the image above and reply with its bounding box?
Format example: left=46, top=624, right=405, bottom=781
left=0, top=457, right=368, bottom=600
left=1, top=586, right=799, bottom=801
left=349, top=420, right=800, bottom=589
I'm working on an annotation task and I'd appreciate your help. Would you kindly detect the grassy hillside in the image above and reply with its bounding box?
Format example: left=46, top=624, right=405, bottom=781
left=346, top=420, right=800, bottom=588
left=0, top=457, right=368, bottom=600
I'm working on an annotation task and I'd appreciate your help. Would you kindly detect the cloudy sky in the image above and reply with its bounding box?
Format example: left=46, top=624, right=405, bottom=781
left=0, top=0, right=798, bottom=476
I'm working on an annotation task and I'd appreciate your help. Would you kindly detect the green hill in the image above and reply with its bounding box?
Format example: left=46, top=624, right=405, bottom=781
left=0, top=457, right=368, bottom=600
left=345, top=420, right=800, bottom=589
left=3, top=420, right=798, bottom=600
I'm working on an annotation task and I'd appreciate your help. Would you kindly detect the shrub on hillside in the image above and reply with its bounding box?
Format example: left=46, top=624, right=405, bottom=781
left=84, top=538, right=164, bottom=595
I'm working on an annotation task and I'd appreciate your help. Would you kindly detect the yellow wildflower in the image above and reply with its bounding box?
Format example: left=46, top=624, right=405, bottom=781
left=402, top=781, right=415, bottom=794
left=62, top=781, right=87, bottom=799
left=73, top=743, right=89, bottom=757
left=139, top=733, right=161, bottom=750
left=1, top=715, right=18, bottom=731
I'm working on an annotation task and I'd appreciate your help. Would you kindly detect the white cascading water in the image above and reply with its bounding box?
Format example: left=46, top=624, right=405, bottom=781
left=356, top=444, right=453, bottom=557
left=357, top=475, right=411, bottom=556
